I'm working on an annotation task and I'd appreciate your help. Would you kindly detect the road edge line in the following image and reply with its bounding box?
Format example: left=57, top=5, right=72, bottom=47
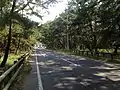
left=36, top=50, right=43, bottom=90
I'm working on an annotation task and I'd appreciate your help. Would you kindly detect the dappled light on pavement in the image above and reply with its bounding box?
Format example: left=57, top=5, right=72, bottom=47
left=34, top=49, right=120, bottom=90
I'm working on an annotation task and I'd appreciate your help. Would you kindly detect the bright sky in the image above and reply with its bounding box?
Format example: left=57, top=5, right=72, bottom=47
left=30, top=0, right=69, bottom=24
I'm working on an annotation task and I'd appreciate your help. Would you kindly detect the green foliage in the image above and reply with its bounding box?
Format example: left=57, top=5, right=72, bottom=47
left=0, top=53, right=23, bottom=65
left=0, top=0, right=58, bottom=66
left=40, top=0, right=120, bottom=54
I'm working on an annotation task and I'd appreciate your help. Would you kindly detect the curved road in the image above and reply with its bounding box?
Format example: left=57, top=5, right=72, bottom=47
left=23, top=48, right=120, bottom=90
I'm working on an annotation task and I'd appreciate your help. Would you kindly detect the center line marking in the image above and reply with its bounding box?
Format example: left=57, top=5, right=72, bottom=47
left=35, top=50, right=43, bottom=90
left=62, top=58, right=81, bottom=67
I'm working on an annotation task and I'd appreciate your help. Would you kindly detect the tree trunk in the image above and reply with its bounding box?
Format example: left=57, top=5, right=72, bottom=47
left=15, top=38, right=20, bottom=54
left=114, top=45, right=119, bottom=54
left=0, top=0, right=17, bottom=67
left=95, top=48, right=98, bottom=53
left=66, top=33, right=69, bottom=50
left=0, top=21, right=12, bottom=67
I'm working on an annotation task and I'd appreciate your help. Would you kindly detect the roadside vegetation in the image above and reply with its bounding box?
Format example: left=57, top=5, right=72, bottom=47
left=0, top=0, right=119, bottom=89
left=0, top=53, right=24, bottom=66
left=0, top=0, right=58, bottom=67
left=0, top=1, right=58, bottom=89
left=39, top=0, right=120, bottom=62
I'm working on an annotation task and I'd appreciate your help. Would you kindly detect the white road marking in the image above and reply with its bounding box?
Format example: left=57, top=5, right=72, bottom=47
left=35, top=50, right=43, bottom=90
left=38, top=49, right=81, bottom=67
left=62, top=58, right=81, bottom=67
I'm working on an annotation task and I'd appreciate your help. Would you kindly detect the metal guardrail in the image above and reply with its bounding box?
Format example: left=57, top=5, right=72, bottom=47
left=0, top=53, right=29, bottom=90
left=73, top=50, right=120, bottom=61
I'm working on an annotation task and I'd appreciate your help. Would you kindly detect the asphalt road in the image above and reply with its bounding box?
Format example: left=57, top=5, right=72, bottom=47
left=23, top=48, right=120, bottom=90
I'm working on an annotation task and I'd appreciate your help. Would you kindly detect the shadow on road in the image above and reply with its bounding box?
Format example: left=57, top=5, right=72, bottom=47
left=36, top=49, right=120, bottom=90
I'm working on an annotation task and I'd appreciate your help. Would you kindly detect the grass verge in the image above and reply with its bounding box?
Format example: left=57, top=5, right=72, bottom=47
left=0, top=53, right=25, bottom=75
left=0, top=53, right=24, bottom=66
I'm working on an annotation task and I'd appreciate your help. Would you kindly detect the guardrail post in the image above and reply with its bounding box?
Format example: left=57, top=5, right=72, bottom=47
left=0, top=81, right=4, bottom=90
left=81, top=51, right=83, bottom=55
left=86, top=51, right=88, bottom=56
left=78, top=50, right=80, bottom=55
left=14, top=61, right=17, bottom=64
left=102, top=53, right=105, bottom=57
left=0, top=53, right=29, bottom=90
left=84, top=51, right=86, bottom=56
left=76, top=50, right=78, bottom=54
left=111, top=54, right=114, bottom=61
left=95, top=52, right=99, bottom=57
left=91, top=52, right=93, bottom=56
